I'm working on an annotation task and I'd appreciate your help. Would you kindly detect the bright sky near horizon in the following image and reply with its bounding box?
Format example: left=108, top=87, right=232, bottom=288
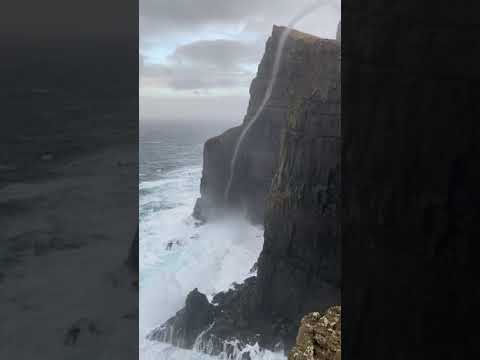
left=140, top=0, right=340, bottom=122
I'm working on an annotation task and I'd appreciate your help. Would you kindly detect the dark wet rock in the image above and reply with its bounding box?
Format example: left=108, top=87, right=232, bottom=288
left=150, top=279, right=269, bottom=356
left=152, top=274, right=336, bottom=356
left=148, top=288, right=216, bottom=349
left=165, top=239, right=182, bottom=250
left=194, top=26, right=340, bottom=224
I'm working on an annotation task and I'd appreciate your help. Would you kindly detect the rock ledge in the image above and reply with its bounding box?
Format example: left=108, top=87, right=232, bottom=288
left=288, top=307, right=341, bottom=360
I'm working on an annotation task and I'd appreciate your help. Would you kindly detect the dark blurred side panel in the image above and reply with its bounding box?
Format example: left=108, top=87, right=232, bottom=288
left=342, top=1, right=479, bottom=359
left=0, top=1, right=138, bottom=358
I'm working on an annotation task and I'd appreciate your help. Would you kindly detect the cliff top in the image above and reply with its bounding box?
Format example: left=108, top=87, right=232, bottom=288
left=272, top=25, right=338, bottom=45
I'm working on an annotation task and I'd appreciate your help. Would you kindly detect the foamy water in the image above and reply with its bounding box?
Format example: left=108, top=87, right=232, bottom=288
left=139, top=122, right=284, bottom=360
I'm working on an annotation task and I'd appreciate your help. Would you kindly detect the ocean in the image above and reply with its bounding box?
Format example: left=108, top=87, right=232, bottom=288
left=139, top=120, right=285, bottom=360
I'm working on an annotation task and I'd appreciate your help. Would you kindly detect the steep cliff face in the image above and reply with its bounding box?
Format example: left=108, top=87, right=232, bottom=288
left=257, top=81, right=341, bottom=340
left=195, top=26, right=340, bottom=223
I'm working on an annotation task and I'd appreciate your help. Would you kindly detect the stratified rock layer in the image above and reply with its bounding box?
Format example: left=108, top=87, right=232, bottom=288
left=288, top=307, right=341, bottom=360
left=195, top=26, right=340, bottom=223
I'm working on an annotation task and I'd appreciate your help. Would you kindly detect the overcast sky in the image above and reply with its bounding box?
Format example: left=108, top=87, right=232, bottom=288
left=140, top=0, right=340, bottom=122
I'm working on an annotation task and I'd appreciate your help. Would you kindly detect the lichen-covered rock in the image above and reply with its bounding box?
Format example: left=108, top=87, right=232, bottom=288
left=288, top=307, right=341, bottom=360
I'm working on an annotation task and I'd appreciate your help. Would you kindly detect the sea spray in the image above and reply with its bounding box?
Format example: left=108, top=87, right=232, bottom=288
left=224, top=0, right=331, bottom=202
left=193, top=322, right=216, bottom=354
left=139, top=125, right=266, bottom=360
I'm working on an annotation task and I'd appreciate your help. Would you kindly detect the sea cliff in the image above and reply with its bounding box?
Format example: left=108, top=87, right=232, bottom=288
left=151, top=25, right=341, bottom=356
left=194, top=25, right=339, bottom=224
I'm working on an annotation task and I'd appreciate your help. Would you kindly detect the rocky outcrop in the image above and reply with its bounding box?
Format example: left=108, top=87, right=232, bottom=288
left=148, top=288, right=216, bottom=349
left=194, top=26, right=340, bottom=223
left=288, top=307, right=341, bottom=360
left=149, top=278, right=265, bottom=356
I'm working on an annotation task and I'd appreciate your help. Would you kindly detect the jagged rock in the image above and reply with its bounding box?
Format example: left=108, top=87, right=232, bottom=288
left=288, top=307, right=341, bottom=360
left=194, top=25, right=340, bottom=224
left=148, top=288, right=215, bottom=349
left=149, top=279, right=263, bottom=356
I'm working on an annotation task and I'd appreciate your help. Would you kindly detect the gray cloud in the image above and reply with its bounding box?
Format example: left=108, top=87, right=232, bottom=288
left=140, top=0, right=340, bottom=38
left=141, top=61, right=254, bottom=91
left=140, top=0, right=340, bottom=120
left=141, top=0, right=258, bottom=28
left=140, top=0, right=294, bottom=33
left=169, top=40, right=260, bottom=69
left=141, top=39, right=261, bottom=91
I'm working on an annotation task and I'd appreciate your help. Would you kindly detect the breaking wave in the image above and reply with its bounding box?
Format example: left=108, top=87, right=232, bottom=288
left=139, top=146, right=282, bottom=359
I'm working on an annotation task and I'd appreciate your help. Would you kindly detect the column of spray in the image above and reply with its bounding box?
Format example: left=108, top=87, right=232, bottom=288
left=224, top=0, right=332, bottom=202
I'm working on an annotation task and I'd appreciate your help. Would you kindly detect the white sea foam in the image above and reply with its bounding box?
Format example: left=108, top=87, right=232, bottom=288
left=140, top=338, right=286, bottom=360
left=140, top=339, right=286, bottom=360
left=140, top=164, right=270, bottom=360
